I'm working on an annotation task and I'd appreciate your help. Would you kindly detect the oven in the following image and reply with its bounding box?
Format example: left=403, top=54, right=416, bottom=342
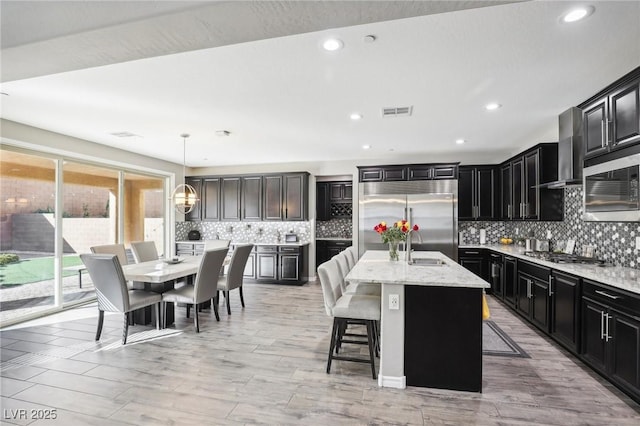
left=583, top=153, right=640, bottom=221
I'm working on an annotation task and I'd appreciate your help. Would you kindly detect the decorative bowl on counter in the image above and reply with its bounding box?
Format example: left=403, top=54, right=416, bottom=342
left=499, top=237, right=513, bottom=245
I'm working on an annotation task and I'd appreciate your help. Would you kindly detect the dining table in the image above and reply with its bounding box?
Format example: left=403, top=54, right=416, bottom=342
left=121, top=255, right=229, bottom=327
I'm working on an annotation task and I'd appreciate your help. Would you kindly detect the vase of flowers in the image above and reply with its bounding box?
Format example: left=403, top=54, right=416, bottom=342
left=374, top=220, right=419, bottom=261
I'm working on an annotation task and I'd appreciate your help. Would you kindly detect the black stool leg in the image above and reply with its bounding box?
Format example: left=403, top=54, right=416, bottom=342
left=95, top=310, right=104, bottom=341
left=366, top=320, right=377, bottom=380
left=122, top=312, right=130, bottom=345
left=239, top=287, right=245, bottom=307
left=327, top=318, right=340, bottom=374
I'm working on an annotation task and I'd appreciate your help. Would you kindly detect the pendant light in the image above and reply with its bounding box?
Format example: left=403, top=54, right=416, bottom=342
left=171, top=133, right=199, bottom=214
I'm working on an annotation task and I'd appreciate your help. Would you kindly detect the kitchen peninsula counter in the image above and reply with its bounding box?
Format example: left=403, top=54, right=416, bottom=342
left=345, top=250, right=489, bottom=392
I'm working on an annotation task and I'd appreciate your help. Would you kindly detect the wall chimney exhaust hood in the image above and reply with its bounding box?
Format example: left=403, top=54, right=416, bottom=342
left=540, top=107, right=584, bottom=189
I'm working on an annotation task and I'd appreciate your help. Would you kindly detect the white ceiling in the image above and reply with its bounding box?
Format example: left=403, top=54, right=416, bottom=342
left=1, top=1, right=639, bottom=168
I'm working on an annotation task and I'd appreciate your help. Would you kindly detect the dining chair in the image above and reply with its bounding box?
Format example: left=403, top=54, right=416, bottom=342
left=161, top=247, right=228, bottom=332
left=345, top=246, right=358, bottom=268
left=91, top=243, right=128, bottom=265
left=204, top=239, right=231, bottom=250
left=130, top=241, right=159, bottom=263
left=216, top=244, right=253, bottom=315
left=80, top=253, right=162, bottom=345
left=318, top=258, right=380, bottom=379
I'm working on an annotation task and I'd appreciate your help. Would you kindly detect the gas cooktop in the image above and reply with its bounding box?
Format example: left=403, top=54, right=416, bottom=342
left=523, top=251, right=607, bottom=266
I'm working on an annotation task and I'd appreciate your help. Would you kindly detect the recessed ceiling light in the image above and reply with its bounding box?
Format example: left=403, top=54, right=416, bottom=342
left=456, top=139, right=466, bottom=145
left=215, top=130, right=230, bottom=137
left=362, top=145, right=371, bottom=150
left=363, top=35, right=377, bottom=43
left=485, top=102, right=502, bottom=111
left=350, top=113, right=363, bottom=120
left=562, top=6, right=594, bottom=23
left=322, top=38, right=343, bottom=51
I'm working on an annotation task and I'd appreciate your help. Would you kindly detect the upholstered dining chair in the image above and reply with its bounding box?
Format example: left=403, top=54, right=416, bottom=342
left=80, top=253, right=162, bottom=345
left=161, top=247, right=228, bottom=332
left=91, top=243, right=128, bottom=265
left=318, top=258, right=380, bottom=379
left=216, top=244, right=253, bottom=315
left=204, top=239, right=231, bottom=250
left=345, top=246, right=358, bottom=269
left=130, top=241, right=159, bottom=263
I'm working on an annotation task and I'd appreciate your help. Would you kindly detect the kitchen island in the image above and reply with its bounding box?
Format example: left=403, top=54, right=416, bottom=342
left=345, top=250, right=490, bottom=391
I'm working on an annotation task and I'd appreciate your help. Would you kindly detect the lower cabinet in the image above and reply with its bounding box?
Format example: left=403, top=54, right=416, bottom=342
left=550, top=271, right=580, bottom=353
left=503, top=256, right=517, bottom=308
left=515, top=260, right=551, bottom=331
left=488, top=252, right=503, bottom=297
left=316, top=239, right=352, bottom=267
left=252, top=245, right=308, bottom=285
left=457, top=249, right=487, bottom=282
left=581, top=280, right=640, bottom=402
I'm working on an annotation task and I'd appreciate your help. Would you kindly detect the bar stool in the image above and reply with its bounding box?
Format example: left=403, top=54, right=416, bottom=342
left=318, top=258, right=380, bottom=379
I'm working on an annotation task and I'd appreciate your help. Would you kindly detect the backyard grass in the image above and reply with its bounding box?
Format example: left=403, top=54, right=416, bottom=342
left=0, top=255, right=83, bottom=286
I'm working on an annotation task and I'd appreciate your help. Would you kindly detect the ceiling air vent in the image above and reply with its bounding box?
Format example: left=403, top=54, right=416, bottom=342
left=382, top=106, right=413, bottom=117
left=110, top=131, right=140, bottom=138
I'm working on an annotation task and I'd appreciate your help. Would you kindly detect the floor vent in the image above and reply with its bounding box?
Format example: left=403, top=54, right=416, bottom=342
left=382, top=106, right=413, bottom=117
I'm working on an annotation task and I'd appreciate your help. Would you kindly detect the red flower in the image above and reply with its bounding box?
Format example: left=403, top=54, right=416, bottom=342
left=412, top=224, right=419, bottom=231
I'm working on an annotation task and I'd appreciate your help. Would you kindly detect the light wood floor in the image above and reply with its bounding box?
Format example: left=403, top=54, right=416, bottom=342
left=1, top=281, right=639, bottom=425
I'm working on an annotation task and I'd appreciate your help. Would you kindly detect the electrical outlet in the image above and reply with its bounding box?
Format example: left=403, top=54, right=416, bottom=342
left=636, top=236, right=640, bottom=251
left=389, top=294, right=399, bottom=310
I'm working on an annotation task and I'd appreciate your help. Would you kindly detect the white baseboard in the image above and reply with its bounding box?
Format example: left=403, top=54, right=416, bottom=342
left=378, top=374, right=406, bottom=389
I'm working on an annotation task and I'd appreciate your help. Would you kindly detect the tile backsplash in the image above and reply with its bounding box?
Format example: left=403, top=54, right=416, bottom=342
left=459, top=186, right=640, bottom=269
left=176, top=221, right=311, bottom=244
left=316, top=218, right=353, bottom=239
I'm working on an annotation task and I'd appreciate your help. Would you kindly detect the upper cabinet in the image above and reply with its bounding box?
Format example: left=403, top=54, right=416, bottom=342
left=459, top=166, right=498, bottom=220
left=317, top=181, right=353, bottom=221
left=358, top=163, right=458, bottom=182
left=185, top=172, right=308, bottom=222
left=499, top=143, right=563, bottom=221
left=580, top=68, right=640, bottom=165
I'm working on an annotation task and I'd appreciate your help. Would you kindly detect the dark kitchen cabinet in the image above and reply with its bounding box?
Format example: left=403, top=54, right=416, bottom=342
left=263, top=175, right=283, bottom=220
left=458, top=248, right=487, bottom=281
left=500, top=144, right=562, bottom=221
left=459, top=166, right=498, bottom=220
left=221, top=177, right=241, bottom=221
left=488, top=252, right=503, bottom=297
left=503, top=256, right=517, bottom=308
left=279, top=246, right=301, bottom=282
left=582, top=72, right=640, bottom=162
left=264, top=173, right=308, bottom=221
left=318, top=181, right=353, bottom=221
left=358, top=163, right=458, bottom=182
left=581, top=280, right=640, bottom=402
left=550, top=271, right=581, bottom=354
left=316, top=239, right=352, bottom=267
left=241, top=176, right=262, bottom=220
left=316, top=182, right=330, bottom=221
left=202, top=178, right=221, bottom=221
left=516, top=260, right=551, bottom=331
left=257, top=246, right=278, bottom=280
left=184, top=178, right=202, bottom=221
left=283, top=173, right=308, bottom=221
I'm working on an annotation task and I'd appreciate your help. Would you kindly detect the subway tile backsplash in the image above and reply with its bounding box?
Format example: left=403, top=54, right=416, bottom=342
left=459, top=186, right=640, bottom=269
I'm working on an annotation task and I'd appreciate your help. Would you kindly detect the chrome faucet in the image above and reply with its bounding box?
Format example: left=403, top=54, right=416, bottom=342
left=405, top=229, right=423, bottom=264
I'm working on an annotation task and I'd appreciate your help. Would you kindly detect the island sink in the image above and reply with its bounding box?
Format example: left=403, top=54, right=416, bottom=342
left=408, top=257, right=445, bottom=266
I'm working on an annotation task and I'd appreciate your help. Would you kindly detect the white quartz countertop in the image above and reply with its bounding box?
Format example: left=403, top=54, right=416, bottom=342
left=176, top=240, right=309, bottom=246
left=345, top=250, right=490, bottom=289
left=461, top=244, right=640, bottom=295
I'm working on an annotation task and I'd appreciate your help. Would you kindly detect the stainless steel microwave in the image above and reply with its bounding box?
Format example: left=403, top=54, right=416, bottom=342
left=583, top=153, right=640, bottom=222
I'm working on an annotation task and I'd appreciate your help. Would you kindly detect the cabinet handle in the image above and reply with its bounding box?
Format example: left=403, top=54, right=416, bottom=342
left=507, top=204, right=512, bottom=219
left=601, top=119, right=607, bottom=147
left=505, top=256, right=515, bottom=261
left=600, top=311, right=606, bottom=340
left=595, top=290, right=620, bottom=300
left=548, top=276, right=554, bottom=297
left=527, top=279, right=532, bottom=298
left=465, top=251, right=480, bottom=255
left=607, top=119, right=613, bottom=145
left=604, top=313, right=611, bottom=342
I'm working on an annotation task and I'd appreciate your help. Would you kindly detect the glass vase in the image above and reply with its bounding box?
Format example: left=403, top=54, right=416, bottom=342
left=388, top=241, right=399, bottom=261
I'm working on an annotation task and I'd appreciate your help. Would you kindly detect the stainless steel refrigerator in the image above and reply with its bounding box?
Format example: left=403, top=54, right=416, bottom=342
left=358, top=180, right=458, bottom=261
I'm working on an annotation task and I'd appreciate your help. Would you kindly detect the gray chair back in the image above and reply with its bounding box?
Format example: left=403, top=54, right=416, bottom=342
left=91, top=244, right=128, bottom=265
left=193, top=248, right=229, bottom=303
left=204, top=239, right=231, bottom=250
left=345, top=246, right=357, bottom=269
left=332, top=252, right=350, bottom=292
left=80, top=254, right=130, bottom=312
left=222, top=244, right=253, bottom=290
left=130, top=241, right=159, bottom=263
left=317, top=258, right=344, bottom=317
